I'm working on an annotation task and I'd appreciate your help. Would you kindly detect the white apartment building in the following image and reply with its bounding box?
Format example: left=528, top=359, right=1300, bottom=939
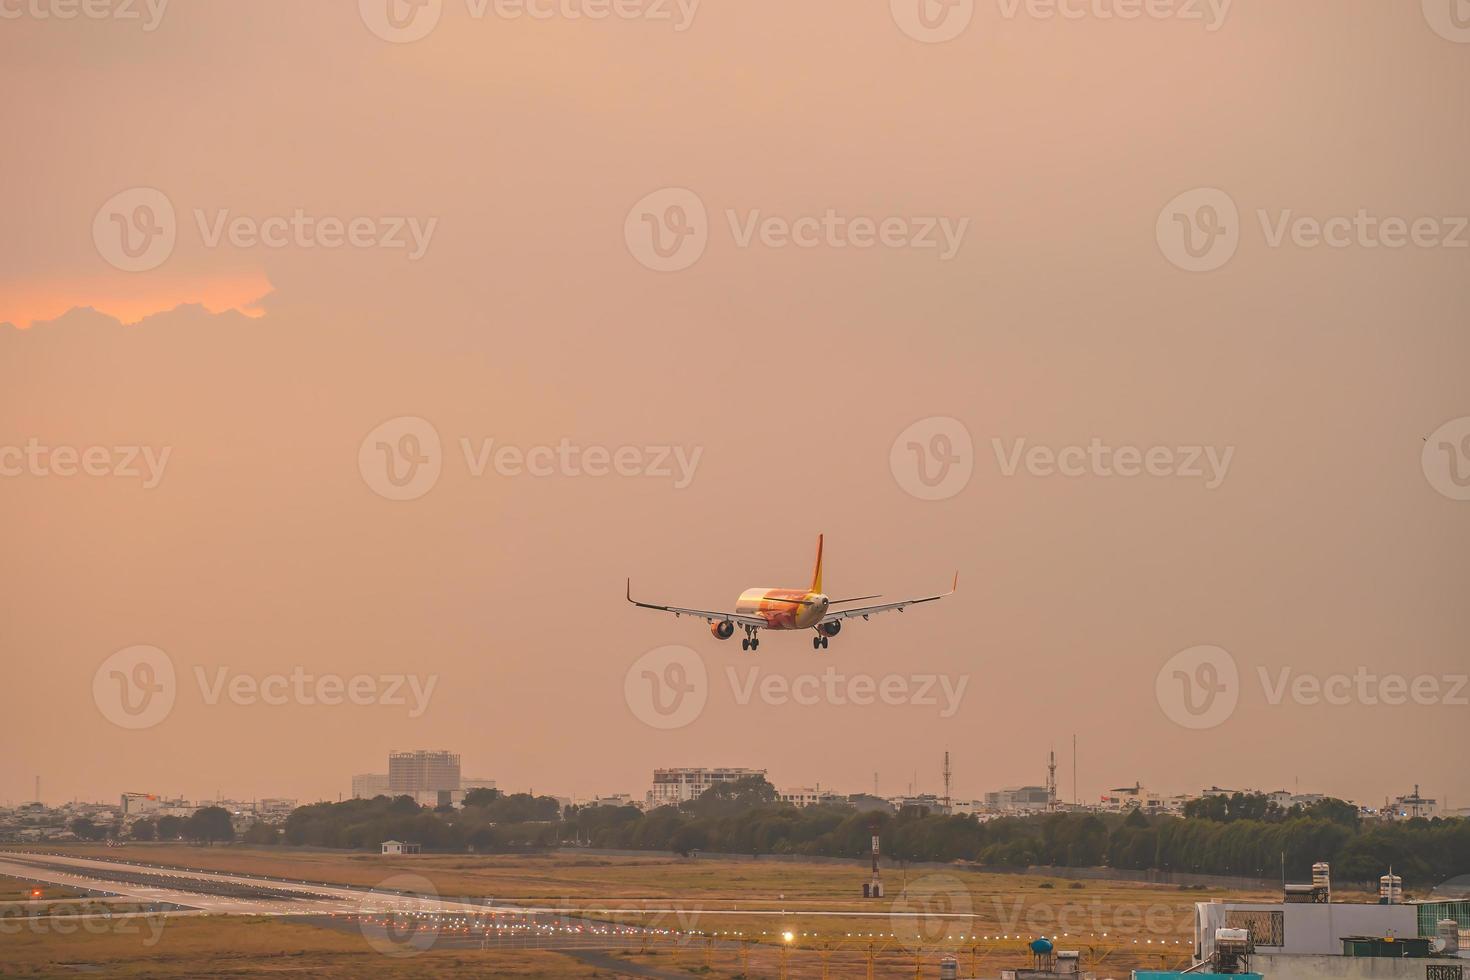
left=647, top=768, right=766, bottom=807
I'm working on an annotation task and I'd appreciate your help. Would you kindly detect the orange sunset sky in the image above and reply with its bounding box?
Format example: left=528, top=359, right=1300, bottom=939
left=2, top=1, right=1467, bottom=812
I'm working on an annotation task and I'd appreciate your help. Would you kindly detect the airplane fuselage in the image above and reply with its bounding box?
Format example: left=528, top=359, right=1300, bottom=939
left=735, top=588, right=830, bottom=630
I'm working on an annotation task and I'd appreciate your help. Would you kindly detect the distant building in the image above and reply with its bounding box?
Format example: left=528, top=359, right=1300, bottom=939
left=780, top=787, right=843, bottom=808
left=352, top=773, right=390, bottom=799
left=985, top=786, right=1052, bottom=812
left=380, top=840, right=421, bottom=855
left=584, top=794, right=635, bottom=808
left=389, top=750, right=462, bottom=797
left=120, top=793, right=160, bottom=818
left=1386, top=785, right=1437, bottom=819
left=647, top=768, right=766, bottom=807
left=1099, top=783, right=1169, bottom=812
left=255, top=798, right=297, bottom=820
left=462, top=778, right=497, bottom=794
left=891, top=793, right=950, bottom=815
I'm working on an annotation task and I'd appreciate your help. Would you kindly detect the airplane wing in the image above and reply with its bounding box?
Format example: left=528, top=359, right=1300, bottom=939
left=626, top=580, right=768, bottom=628
left=819, top=572, right=958, bottom=624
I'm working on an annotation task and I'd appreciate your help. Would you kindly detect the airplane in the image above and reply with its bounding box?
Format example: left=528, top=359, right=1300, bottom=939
left=626, top=535, right=956, bottom=650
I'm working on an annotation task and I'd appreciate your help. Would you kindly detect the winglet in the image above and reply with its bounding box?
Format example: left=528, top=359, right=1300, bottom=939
left=811, top=533, right=824, bottom=594
left=952, top=571, right=959, bottom=593
left=626, top=578, right=633, bottom=603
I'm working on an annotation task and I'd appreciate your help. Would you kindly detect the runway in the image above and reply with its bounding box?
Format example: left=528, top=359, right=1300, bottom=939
left=0, top=851, right=710, bottom=952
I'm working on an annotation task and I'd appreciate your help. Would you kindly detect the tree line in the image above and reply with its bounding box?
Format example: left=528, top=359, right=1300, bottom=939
left=91, top=782, right=1470, bottom=888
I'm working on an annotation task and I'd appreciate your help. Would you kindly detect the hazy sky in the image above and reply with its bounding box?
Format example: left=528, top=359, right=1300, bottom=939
left=2, top=1, right=1467, bottom=811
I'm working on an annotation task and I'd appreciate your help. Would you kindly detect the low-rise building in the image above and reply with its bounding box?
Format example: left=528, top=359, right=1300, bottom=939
left=985, top=785, right=1052, bottom=813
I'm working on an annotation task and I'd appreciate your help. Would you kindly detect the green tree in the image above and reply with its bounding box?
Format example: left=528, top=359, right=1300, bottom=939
left=241, top=821, right=280, bottom=844
left=464, top=788, right=502, bottom=807
left=186, top=806, right=235, bottom=845
left=155, top=815, right=188, bottom=840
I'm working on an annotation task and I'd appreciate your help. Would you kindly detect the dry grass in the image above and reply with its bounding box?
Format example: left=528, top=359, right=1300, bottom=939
left=0, top=915, right=608, bottom=979
left=0, top=876, right=85, bottom=902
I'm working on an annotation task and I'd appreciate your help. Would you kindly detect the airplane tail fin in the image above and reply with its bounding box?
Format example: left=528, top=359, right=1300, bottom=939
left=811, top=534, right=824, bottom=594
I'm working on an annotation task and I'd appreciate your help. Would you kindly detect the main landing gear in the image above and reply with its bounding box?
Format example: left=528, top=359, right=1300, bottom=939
left=741, top=625, right=761, bottom=651
left=812, top=634, right=830, bottom=650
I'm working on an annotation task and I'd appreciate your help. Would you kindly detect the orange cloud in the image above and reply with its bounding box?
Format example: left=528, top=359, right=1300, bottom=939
left=1, top=270, right=273, bottom=329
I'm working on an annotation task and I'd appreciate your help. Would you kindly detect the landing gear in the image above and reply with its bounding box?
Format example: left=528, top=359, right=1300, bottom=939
left=742, top=626, right=760, bottom=651
left=812, top=634, right=829, bottom=650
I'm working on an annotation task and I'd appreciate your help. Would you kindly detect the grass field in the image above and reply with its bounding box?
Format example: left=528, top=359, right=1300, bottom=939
left=0, top=914, right=611, bottom=979
left=0, top=875, right=84, bottom=902
left=0, top=844, right=1320, bottom=978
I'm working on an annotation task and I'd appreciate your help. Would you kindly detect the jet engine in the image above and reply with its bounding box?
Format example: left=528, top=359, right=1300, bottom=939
left=818, top=621, right=841, bottom=637
left=710, top=620, right=735, bottom=640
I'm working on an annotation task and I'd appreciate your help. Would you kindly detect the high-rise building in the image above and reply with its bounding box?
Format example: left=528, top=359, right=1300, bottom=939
left=388, top=750, right=461, bottom=795
left=647, top=767, right=766, bottom=807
